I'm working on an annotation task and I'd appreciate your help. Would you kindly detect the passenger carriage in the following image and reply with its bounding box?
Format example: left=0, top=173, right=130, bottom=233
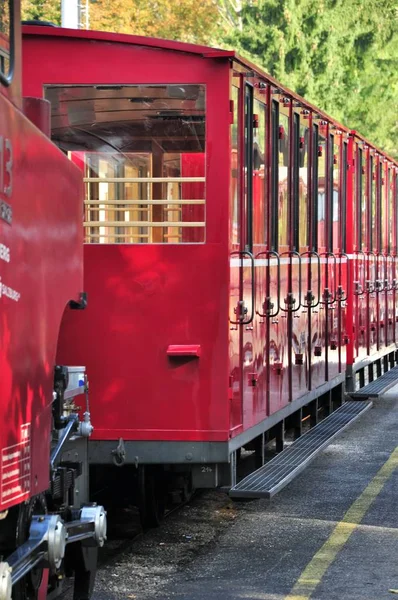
left=22, top=26, right=398, bottom=517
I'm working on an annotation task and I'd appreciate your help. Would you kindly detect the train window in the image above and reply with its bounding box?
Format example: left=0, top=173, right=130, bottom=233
left=388, top=169, right=394, bottom=253
left=278, top=111, right=289, bottom=248
left=230, top=85, right=239, bottom=246
left=361, top=151, right=367, bottom=250
left=245, top=83, right=254, bottom=250
left=378, top=161, right=383, bottom=251
left=355, top=146, right=363, bottom=249
left=292, top=112, right=299, bottom=250
left=395, top=172, right=398, bottom=255
left=253, top=97, right=266, bottom=245
left=0, top=0, right=12, bottom=84
left=270, top=100, right=279, bottom=250
left=317, top=134, right=327, bottom=250
left=341, top=142, right=347, bottom=253
left=370, top=157, right=377, bottom=251
left=331, top=137, right=340, bottom=250
left=311, top=123, right=319, bottom=250
left=45, top=84, right=206, bottom=244
left=298, top=121, right=309, bottom=249
left=367, top=156, right=372, bottom=250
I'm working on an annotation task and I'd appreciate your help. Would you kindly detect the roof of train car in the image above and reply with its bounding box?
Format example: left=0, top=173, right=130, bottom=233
left=22, top=26, right=398, bottom=167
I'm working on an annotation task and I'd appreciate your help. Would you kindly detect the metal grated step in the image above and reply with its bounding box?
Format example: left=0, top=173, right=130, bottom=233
left=229, top=401, right=372, bottom=500
left=349, top=365, right=398, bottom=399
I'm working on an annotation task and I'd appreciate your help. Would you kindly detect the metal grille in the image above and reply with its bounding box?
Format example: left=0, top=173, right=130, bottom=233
left=229, top=401, right=372, bottom=499
left=350, top=365, right=398, bottom=398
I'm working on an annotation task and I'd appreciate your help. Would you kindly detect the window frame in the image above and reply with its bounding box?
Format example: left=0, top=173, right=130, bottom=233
left=0, top=0, right=14, bottom=87
left=292, top=111, right=300, bottom=251
left=311, top=123, right=319, bottom=251
left=270, top=99, right=279, bottom=251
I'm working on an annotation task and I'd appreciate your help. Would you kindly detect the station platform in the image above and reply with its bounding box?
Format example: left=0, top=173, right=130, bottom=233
left=158, top=388, right=398, bottom=600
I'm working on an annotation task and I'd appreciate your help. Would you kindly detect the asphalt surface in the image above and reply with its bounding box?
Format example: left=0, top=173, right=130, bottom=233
left=158, top=391, right=398, bottom=600
left=92, top=388, right=398, bottom=600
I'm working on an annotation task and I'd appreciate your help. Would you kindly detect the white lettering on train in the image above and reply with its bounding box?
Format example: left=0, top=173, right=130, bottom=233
left=0, top=277, right=20, bottom=302
left=0, top=243, right=10, bottom=263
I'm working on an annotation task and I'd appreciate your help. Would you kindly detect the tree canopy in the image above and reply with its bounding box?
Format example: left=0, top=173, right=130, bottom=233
left=21, top=0, right=398, bottom=157
left=224, top=0, right=398, bottom=157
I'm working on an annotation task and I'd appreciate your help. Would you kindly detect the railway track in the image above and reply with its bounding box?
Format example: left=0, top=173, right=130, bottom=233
left=58, top=489, right=205, bottom=599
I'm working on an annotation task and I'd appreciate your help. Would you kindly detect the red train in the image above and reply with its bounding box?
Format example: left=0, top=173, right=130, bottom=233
left=20, top=24, right=398, bottom=524
left=0, top=4, right=105, bottom=600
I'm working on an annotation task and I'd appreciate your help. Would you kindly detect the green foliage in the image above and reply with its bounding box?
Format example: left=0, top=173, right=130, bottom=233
left=21, top=0, right=61, bottom=24
left=222, top=0, right=398, bottom=157
left=89, top=0, right=222, bottom=44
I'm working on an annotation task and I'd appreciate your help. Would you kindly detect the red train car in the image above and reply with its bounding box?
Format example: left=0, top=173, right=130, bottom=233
left=21, top=25, right=398, bottom=520
left=0, top=5, right=105, bottom=599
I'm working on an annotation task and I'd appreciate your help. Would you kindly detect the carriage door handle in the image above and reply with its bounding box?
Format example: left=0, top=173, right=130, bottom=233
left=230, top=250, right=255, bottom=325
left=300, top=251, right=321, bottom=308
left=256, top=250, right=280, bottom=318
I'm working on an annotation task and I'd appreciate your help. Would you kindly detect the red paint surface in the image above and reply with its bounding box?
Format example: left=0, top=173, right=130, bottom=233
left=21, top=27, right=398, bottom=454
left=0, top=83, right=83, bottom=510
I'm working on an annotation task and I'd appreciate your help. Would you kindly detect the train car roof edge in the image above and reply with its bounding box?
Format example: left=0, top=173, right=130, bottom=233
left=22, top=26, right=398, bottom=167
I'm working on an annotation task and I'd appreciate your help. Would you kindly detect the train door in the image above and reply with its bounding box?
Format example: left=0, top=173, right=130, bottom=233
left=326, top=132, right=340, bottom=380
left=291, top=108, right=309, bottom=399
left=327, top=133, right=349, bottom=377
left=394, top=172, right=398, bottom=344
left=379, top=160, right=393, bottom=347
left=268, top=98, right=291, bottom=411
left=383, top=164, right=396, bottom=346
left=367, top=153, right=378, bottom=355
left=252, top=86, right=268, bottom=424
left=375, top=158, right=384, bottom=349
left=336, top=137, right=349, bottom=373
left=384, top=164, right=395, bottom=347
left=229, top=81, right=243, bottom=433
left=229, top=78, right=257, bottom=432
left=311, top=124, right=327, bottom=389
left=353, top=143, right=368, bottom=362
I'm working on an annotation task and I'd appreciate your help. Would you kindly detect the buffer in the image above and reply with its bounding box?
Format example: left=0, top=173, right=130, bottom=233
left=229, top=400, right=372, bottom=500
left=348, top=365, right=398, bottom=399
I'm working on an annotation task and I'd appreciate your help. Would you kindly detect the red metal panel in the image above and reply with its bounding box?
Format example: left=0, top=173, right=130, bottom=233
left=0, top=94, right=83, bottom=511
left=22, top=25, right=232, bottom=59
left=23, top=32, right=232, bottom=444
left=58, top=245, right=229, bottom=442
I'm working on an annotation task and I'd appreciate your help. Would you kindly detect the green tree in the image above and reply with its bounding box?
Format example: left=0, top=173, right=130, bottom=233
left=21, top=0, right=61, bottom=24
left=222, top=0, right=398, bottom=157
left=89, top=0, right=222, bottom=44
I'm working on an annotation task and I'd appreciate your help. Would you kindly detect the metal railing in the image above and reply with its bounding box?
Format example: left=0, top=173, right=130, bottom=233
left=83, top=175, right=205, bottom=244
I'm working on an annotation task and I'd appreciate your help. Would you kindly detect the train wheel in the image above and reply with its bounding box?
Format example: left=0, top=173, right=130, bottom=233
left=137, top=466, right=166, bottom=529
left=3, top=495, right=47, bottom=600
left=65, top=544, right=98, bottom=600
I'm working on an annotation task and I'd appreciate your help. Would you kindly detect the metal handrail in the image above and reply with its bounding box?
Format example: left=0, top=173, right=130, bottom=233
left=279, top=251, right=302, bottom=313
left=256, top=250, right=280, bottom=318
left=385, top=253, right=395, bottom=291
left=230, top=251, right=255, bottom=325
left=319, top=252, right=337, bottom=305
left=337, top=252, right=350, bottom=302
left=300, top=251, right=321, bottom=308
left=84, top=220, right=205, bottom=228
left=84, top=199, right=205, bottom=205
left=365, top=251, right=377, bottom=294
left=84, top=176, right=205, bottom=183
left=353, top=250, right=366, bottom=296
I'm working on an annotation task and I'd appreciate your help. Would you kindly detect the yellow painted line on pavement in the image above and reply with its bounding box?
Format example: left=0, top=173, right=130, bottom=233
left=285, top=446, right=398, bottom=600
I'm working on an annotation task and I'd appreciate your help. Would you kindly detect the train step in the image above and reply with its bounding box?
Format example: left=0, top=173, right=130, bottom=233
left=348, top=365, right=398, bottom=399
left=229, top=400, right=372, bottom=500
